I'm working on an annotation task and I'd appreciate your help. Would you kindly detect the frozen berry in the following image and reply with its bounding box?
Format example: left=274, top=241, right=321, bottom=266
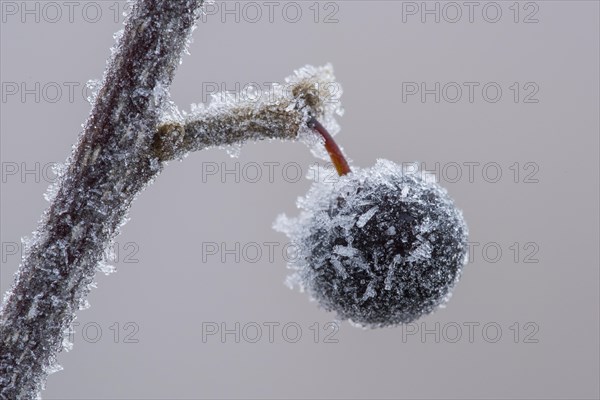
left=274, top=121, right=468, bottom=328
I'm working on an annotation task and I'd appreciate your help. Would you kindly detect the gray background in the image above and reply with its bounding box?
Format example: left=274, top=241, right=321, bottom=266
left=1, top=1, right=599, bottom=399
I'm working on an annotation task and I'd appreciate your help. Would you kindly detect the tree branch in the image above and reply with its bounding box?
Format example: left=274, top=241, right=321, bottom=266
left=0, top=0, right=342, bottom=397
left=0, top=1, right=203, bottom=397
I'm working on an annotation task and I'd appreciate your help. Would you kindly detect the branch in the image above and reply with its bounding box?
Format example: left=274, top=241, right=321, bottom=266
left=0, top=1, right=342, bottom=397
left=0, top=1, right=203, bottom=397
left=153, top=64, right=342, bottom=162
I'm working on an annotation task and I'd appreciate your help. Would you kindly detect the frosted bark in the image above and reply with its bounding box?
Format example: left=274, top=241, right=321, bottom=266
left=0, top=1, right=204, bottom=397
left=154, top=64, right=342, bottom=162
left=0, top=0, right=342, bottom=397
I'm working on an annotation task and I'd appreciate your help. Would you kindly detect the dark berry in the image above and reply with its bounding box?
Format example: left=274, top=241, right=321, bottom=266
left=274, top=159, right=469, bottom=328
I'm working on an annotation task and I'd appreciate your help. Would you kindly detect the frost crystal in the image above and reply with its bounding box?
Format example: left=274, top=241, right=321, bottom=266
left=274, top=159, right=469, bottom=328
left=357, top=206, right=379, bottom=228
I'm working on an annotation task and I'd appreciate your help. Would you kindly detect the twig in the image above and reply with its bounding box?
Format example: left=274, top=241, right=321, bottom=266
left=154, top=65, right=342, bottom=161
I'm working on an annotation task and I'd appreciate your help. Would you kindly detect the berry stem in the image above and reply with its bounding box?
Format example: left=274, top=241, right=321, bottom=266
left=308, top=117, right=351, bottom=176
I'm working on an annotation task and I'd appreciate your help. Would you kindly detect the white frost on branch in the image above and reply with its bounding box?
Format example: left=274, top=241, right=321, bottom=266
left=0, top=0, right=343, bottom=397
left=153, top=64, right=343, bottom=162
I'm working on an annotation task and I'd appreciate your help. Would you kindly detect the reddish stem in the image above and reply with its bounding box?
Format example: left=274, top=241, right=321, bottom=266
left=308, top=118, right=351, bottom=176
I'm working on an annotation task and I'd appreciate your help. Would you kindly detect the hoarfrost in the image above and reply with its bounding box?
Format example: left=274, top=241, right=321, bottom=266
left=61, top=325, right=74, bottom=352
left=0, top=2, right=204, bottom=397
left=357, top=206, right=379, bottom=228
left=43, top=163, right=66, bottom=203
left=97, top=259, right=117, bottom=275
left=0, top=4, right=343, bottom=398
left=78, top=299, right=91, bottom=311
left=406, top=241, right=433, bottom=262
left=401, top=185, right=410, bottom=198
left=225, top=143, right=242, bottom=158
left=361, top=280, right=377, bottom=301
left=330, top=257, right=348, bottom=279
left=274, top=159, right=469, bottom=328
left=155, top=64, right=343, bottom=162
left=85, top=79, right=102, bottom=105
left=45, top=362, right=63, bottom=376
left=26, top=294, right=43, bottom=320
left=333, top=245, right=358, bottom=258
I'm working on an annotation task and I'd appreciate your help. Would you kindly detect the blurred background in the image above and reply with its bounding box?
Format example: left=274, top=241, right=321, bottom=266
left=1, top=1, right=599, bottom=398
